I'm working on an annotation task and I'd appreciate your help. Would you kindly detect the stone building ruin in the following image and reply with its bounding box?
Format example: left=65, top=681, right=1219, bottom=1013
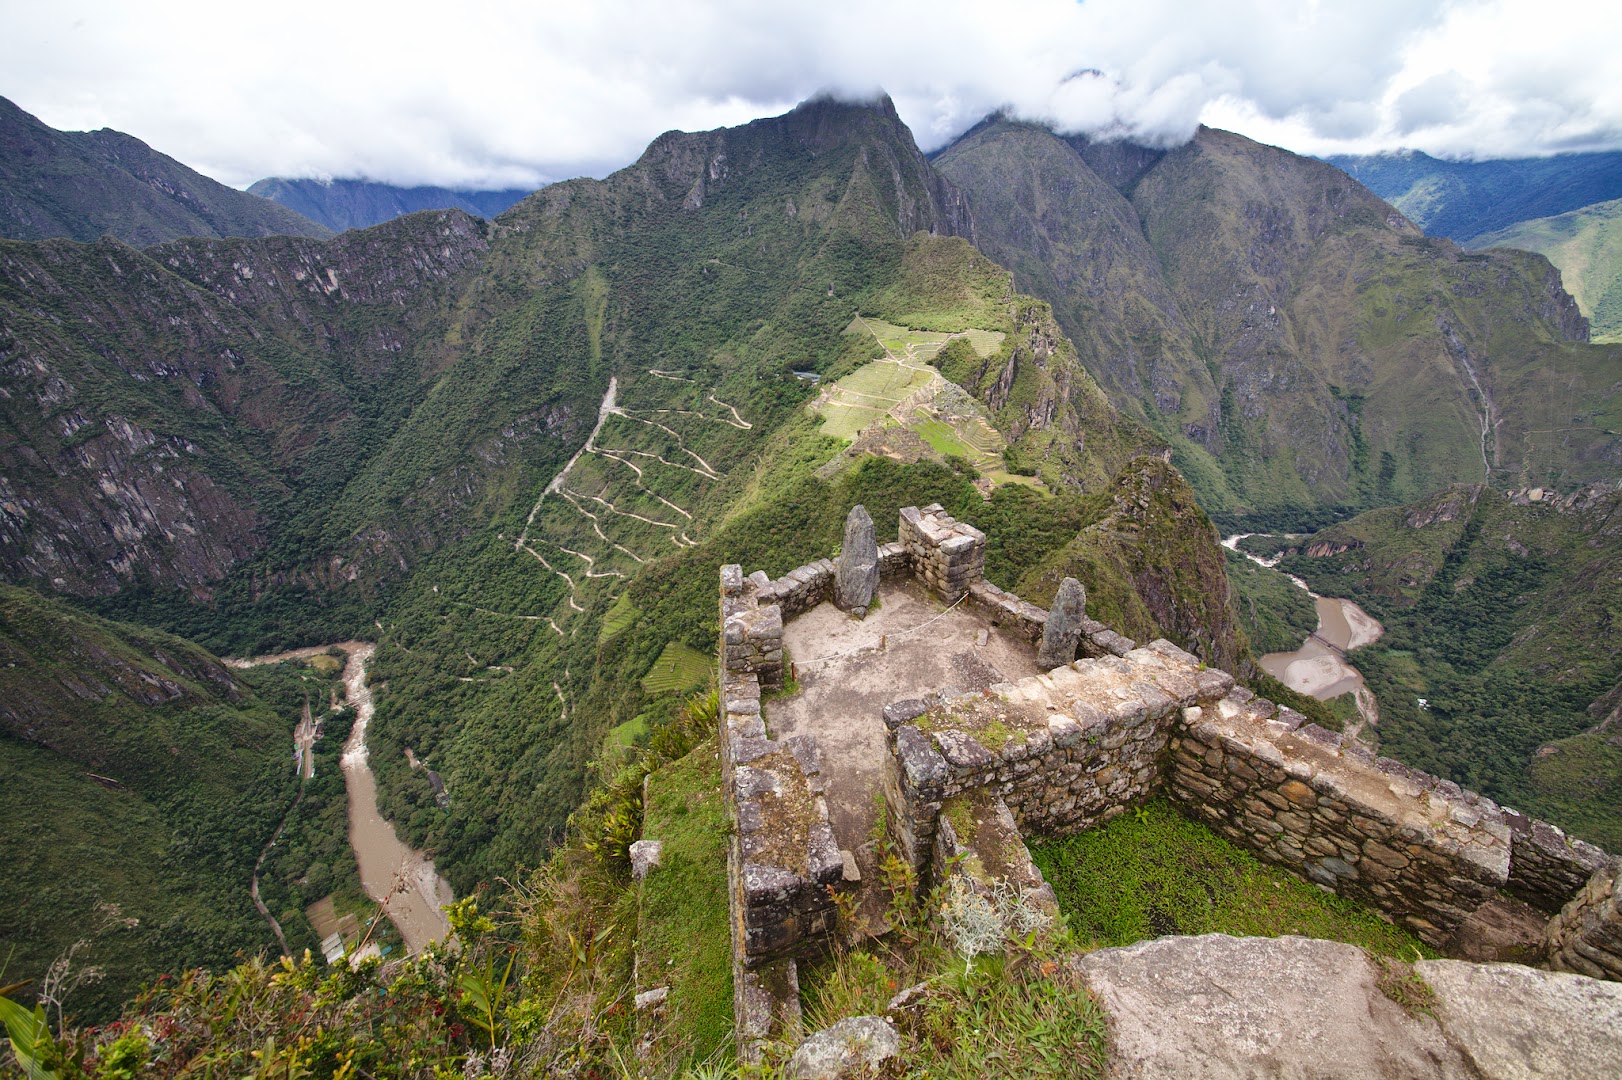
left=715, top=504, right=1622, bottom=1057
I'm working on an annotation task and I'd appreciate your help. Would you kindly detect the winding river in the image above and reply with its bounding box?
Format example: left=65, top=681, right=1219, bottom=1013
left=1223, top=535, right=1385, bottom=731
left=230, top=642, right=454, bottom=954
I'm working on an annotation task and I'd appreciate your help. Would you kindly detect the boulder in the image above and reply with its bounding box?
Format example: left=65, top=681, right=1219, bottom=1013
left=787, top=1016, right=900, bottom=1079
left=1416, top=959, right=1622, bottom=1079
left=1036, top=576, right=1086, bottom=670
left=1076, top=935, right=1473, bottom=1078
left=629, top=840, right=662, bottom=881
left=834, top=505, right=878, bottom=616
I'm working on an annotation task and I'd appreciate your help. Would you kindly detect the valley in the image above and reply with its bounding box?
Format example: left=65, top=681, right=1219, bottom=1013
left=2, top=87, right=1620, bottom=1075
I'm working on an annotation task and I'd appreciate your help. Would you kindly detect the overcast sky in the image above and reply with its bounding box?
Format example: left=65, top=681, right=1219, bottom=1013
left=2, top=0, right=1617, bottom=191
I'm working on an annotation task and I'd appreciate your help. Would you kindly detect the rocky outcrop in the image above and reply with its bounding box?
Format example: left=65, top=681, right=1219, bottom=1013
left=786, top=1016, right=900, bottom=1080
left=1077, top=935, right=1622, bottom=1080
left=833, top=505, right=877, bottom=615
left=1035, top=576, right=1086, bottom=670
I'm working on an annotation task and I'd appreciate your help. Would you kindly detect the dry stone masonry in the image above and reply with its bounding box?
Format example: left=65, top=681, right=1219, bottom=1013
left=715, top=503, right=1622, bottom=1058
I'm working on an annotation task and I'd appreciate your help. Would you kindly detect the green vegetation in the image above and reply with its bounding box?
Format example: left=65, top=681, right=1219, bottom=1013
left=635, top=737, right=734, bottom=1064
left=939, top=120, right=1622, bottom=523
left=1030, top=799, right=1438, bottom=958
left=1328, top=148, right=1622, bottom=242
left=0, top=95, right=333, bottom=246
left=640, top=641, right=713, bottom=694
left=1224, top=547, right=1318, bottom=655
left=1277, top=487, right=1622, bottom=848
left=1470, top=196, right=1622, bottom=342
left=0, top=586, right=349, bottom=1022
left=598, top=593, right=640, bottom=645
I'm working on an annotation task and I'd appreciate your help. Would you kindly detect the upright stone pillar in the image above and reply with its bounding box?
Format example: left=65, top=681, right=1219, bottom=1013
left=1036, top=577, right=1087, bottom=671
left=834, top=504, right=879, bottom=617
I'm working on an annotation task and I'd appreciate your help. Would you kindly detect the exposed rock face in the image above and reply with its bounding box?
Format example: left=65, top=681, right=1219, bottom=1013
left=787, top=1016, right=900, bottom=1080
left=834, top=505, right=878, bottom=615
left=1415, top=959, right=1622, bottom=1079
left=1036, top=576, right=1086, bottom=670
left=1079, top=935, right=1622, bottom=1079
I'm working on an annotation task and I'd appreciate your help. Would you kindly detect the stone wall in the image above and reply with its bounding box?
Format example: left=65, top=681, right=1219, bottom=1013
left=882, top=641, right=1236, bottom=883
left=719, top=505, right=1622, bottom=996
left=1502, top=807, right=1617, bottom=913
left=898, top=504, right=985, bottom=602
left=1168, top=692, right=1512, bottom=948
left=968, top=577, right=1137, bottom=657
left=719, top=567, right=841, bottom=968
left=1547, top=863, right=1622, bottom=980
left=722, top=566, right=785, bottom=690
left=933, top=790, right=1058, bottom=914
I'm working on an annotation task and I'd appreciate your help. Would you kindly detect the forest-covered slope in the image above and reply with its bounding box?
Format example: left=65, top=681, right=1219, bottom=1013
left=936, top=119, right=1622, bottom=525
left=1326, top=148, right=1622, bottom=242
left=247, top=177, right=533, bottom=232
left=1470, top=197, right=1622, bottom=343
left=1268, top=482, right=1622, bottom=848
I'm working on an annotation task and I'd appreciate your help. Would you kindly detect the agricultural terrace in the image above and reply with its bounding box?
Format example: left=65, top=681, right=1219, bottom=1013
left=818, top=317, right=1034, bottom=487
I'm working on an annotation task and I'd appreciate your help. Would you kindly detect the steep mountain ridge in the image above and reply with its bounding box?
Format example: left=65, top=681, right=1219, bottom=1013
left=0, top=95, right=331, bottom=245
left=1327, top=148, right=1622, bottom=241
left=247, top=177, right=533, bottom=232
left=1469, top=196, right=1622, bottom=343
left=937, top=119, right=1622, bottom=521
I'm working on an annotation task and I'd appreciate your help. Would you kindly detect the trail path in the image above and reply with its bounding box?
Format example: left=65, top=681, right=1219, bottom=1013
left=512, top=372, right=747, bottom=609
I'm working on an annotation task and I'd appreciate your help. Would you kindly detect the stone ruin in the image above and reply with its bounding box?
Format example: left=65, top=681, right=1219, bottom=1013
left=713, top=504, right=1622, bottom=1059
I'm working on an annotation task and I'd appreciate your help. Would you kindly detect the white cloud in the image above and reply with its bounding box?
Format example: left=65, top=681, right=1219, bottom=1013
left=1, top=0, right=1617, bottom=190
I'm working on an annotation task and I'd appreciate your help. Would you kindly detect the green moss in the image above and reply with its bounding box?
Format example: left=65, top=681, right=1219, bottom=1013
left=637, top=739, right=734, bottom=1065
left=1030, top=799, right=1439, bottom=959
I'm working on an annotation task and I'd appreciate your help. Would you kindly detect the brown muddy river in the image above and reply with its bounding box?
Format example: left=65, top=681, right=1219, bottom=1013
left=233, top=642, right=453, bottom=954
left=338, top=645, right=454, bottom=953
left=1223, top=535, right=1384, bottom=718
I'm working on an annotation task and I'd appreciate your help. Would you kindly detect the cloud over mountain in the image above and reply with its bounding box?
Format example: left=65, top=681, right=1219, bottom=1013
left=1, top=0, right=1616, bottom=190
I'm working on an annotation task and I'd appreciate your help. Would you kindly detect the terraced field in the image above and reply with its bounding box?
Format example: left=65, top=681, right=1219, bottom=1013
left=641, top=641, right=713, bottom=693
left=816, top=315, right=1031, bottom=486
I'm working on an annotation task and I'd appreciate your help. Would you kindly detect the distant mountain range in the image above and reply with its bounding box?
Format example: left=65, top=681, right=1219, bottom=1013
left=1326, top=148, right=1622, bottom=242
left=246, top=177, right=535, bottom=232
left=0, top=95, right=331, bottom=245
left=1470, top=198, right=1622, bottom=343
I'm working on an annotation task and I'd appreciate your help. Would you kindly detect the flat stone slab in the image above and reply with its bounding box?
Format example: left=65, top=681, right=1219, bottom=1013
left=1076, top=935, right=1622, bottom=1079
left=1077, top=935, right=1474, bottom=1079
left=1416, top=959, right=1622, bottom=1080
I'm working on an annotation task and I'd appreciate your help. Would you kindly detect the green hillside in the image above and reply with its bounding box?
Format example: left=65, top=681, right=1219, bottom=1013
left=1470, top=197, right=1622, bottom=342
left=0, top=586, right=339, bottom=1021
left=937, top=120, right=1622, bottom=525
left=1325, top=148, right=1622, bottom=241
left=1275, top=483, right=1622, bottom=848
left=0, top=95, right=331, bottom=245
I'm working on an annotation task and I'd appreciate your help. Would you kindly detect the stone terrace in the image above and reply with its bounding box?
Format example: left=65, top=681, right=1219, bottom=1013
left=767, top=577, right=1042, bottom=904
left=714, top=503, right=1622, bottom=1062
